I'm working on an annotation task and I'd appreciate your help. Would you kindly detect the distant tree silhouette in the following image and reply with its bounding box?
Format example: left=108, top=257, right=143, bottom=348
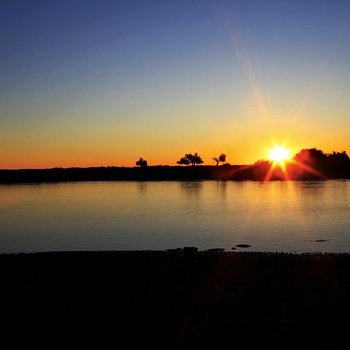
left=292, top=148, right=350, bottom=178
left=294, top=149, right=350, bottom=164
left=328, top=151, right=350, bottom=162
left=212, top=153, right=226, bottom=166
left=177, top=157, right=190, bottom=166
left=177, top=153, right=203, bottom=166
left=254, top=159, right=271, bottom=165
left=294, top=148, right=326, bottom=164
left=136, top=157, right=148, bottom=167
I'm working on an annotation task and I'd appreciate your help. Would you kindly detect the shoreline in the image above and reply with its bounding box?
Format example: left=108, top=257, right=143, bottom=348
left=2, top=250, right=350, bottom=346
left=1, top=164, right=350, bottom=183
left=2, top=249, right=350, bottom=255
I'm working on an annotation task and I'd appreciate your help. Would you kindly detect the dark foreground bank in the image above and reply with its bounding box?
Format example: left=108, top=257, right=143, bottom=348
left=1, top=251, right=350, bottom=348
left=2, top=161, right=350, bottom=184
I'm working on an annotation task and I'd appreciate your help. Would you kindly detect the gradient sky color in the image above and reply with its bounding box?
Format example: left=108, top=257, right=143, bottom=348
left=1, top=0, right=350, bottom=169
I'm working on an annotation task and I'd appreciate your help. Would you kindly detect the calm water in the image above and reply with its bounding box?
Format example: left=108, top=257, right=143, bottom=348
left=1, top=180, right=350, bottom=253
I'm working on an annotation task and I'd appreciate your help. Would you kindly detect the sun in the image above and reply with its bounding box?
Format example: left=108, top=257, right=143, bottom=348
left=268, top=145, right=291, bottom=164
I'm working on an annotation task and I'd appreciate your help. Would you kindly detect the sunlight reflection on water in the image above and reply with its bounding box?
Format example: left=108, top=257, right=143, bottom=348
left=0, top=180, right=350, bottom=253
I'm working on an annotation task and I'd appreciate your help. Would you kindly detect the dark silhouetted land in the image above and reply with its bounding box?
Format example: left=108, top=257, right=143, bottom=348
left=1, top=149, right=350, bottom=183
left=1, top=250, right=350, bottom=347
left=1, top=161, right=350, bottom=183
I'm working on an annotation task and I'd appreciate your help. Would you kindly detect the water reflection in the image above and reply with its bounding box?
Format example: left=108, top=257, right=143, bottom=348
left=180, top=181, right=202, bottom=199
left=216, top=181, right=227, bottom=199
left=180, top=181, right=203, bottom=193
left=299, top=180, right=327, bottom=195
left=137, top=182, right=148, bottom=195
left=0, top=180, right=349, bottom=253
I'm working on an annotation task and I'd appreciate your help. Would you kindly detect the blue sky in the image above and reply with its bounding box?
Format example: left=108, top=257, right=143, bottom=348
left=1, top=0, right=350, bottom=168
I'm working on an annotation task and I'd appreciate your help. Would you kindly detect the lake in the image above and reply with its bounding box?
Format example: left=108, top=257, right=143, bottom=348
left=1, top=180, right=350, bottom=253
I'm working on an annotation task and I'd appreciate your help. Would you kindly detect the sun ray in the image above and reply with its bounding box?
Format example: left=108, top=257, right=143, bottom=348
left=287, top=158, right=326, bottom=179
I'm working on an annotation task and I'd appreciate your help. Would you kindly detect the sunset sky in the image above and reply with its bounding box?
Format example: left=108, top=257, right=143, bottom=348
left=1, top=0, right=350, bottom=169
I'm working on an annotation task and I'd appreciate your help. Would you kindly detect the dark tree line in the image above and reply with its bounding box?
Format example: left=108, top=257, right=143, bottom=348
left=135, top=157, right=148, bottom=167
left=136, top=152, right=228, bottom=167
left=135, top=148, right=349, bottom=169
left=212, top=153, right=226, bottom=166
left=294, top=148, right=350, bottom=164
left=177, top=153, right=203, bottom=166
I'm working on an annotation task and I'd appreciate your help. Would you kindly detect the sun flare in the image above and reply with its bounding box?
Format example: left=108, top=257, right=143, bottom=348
left=268, top=145, right=291, bottom=164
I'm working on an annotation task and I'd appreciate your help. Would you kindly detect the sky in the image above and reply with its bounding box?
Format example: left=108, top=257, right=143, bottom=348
left=1, top=0, right=350, bottom=169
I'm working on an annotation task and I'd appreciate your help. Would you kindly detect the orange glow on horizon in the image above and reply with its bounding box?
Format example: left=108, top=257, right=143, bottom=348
left=0, top=140, right=348, bottom=170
